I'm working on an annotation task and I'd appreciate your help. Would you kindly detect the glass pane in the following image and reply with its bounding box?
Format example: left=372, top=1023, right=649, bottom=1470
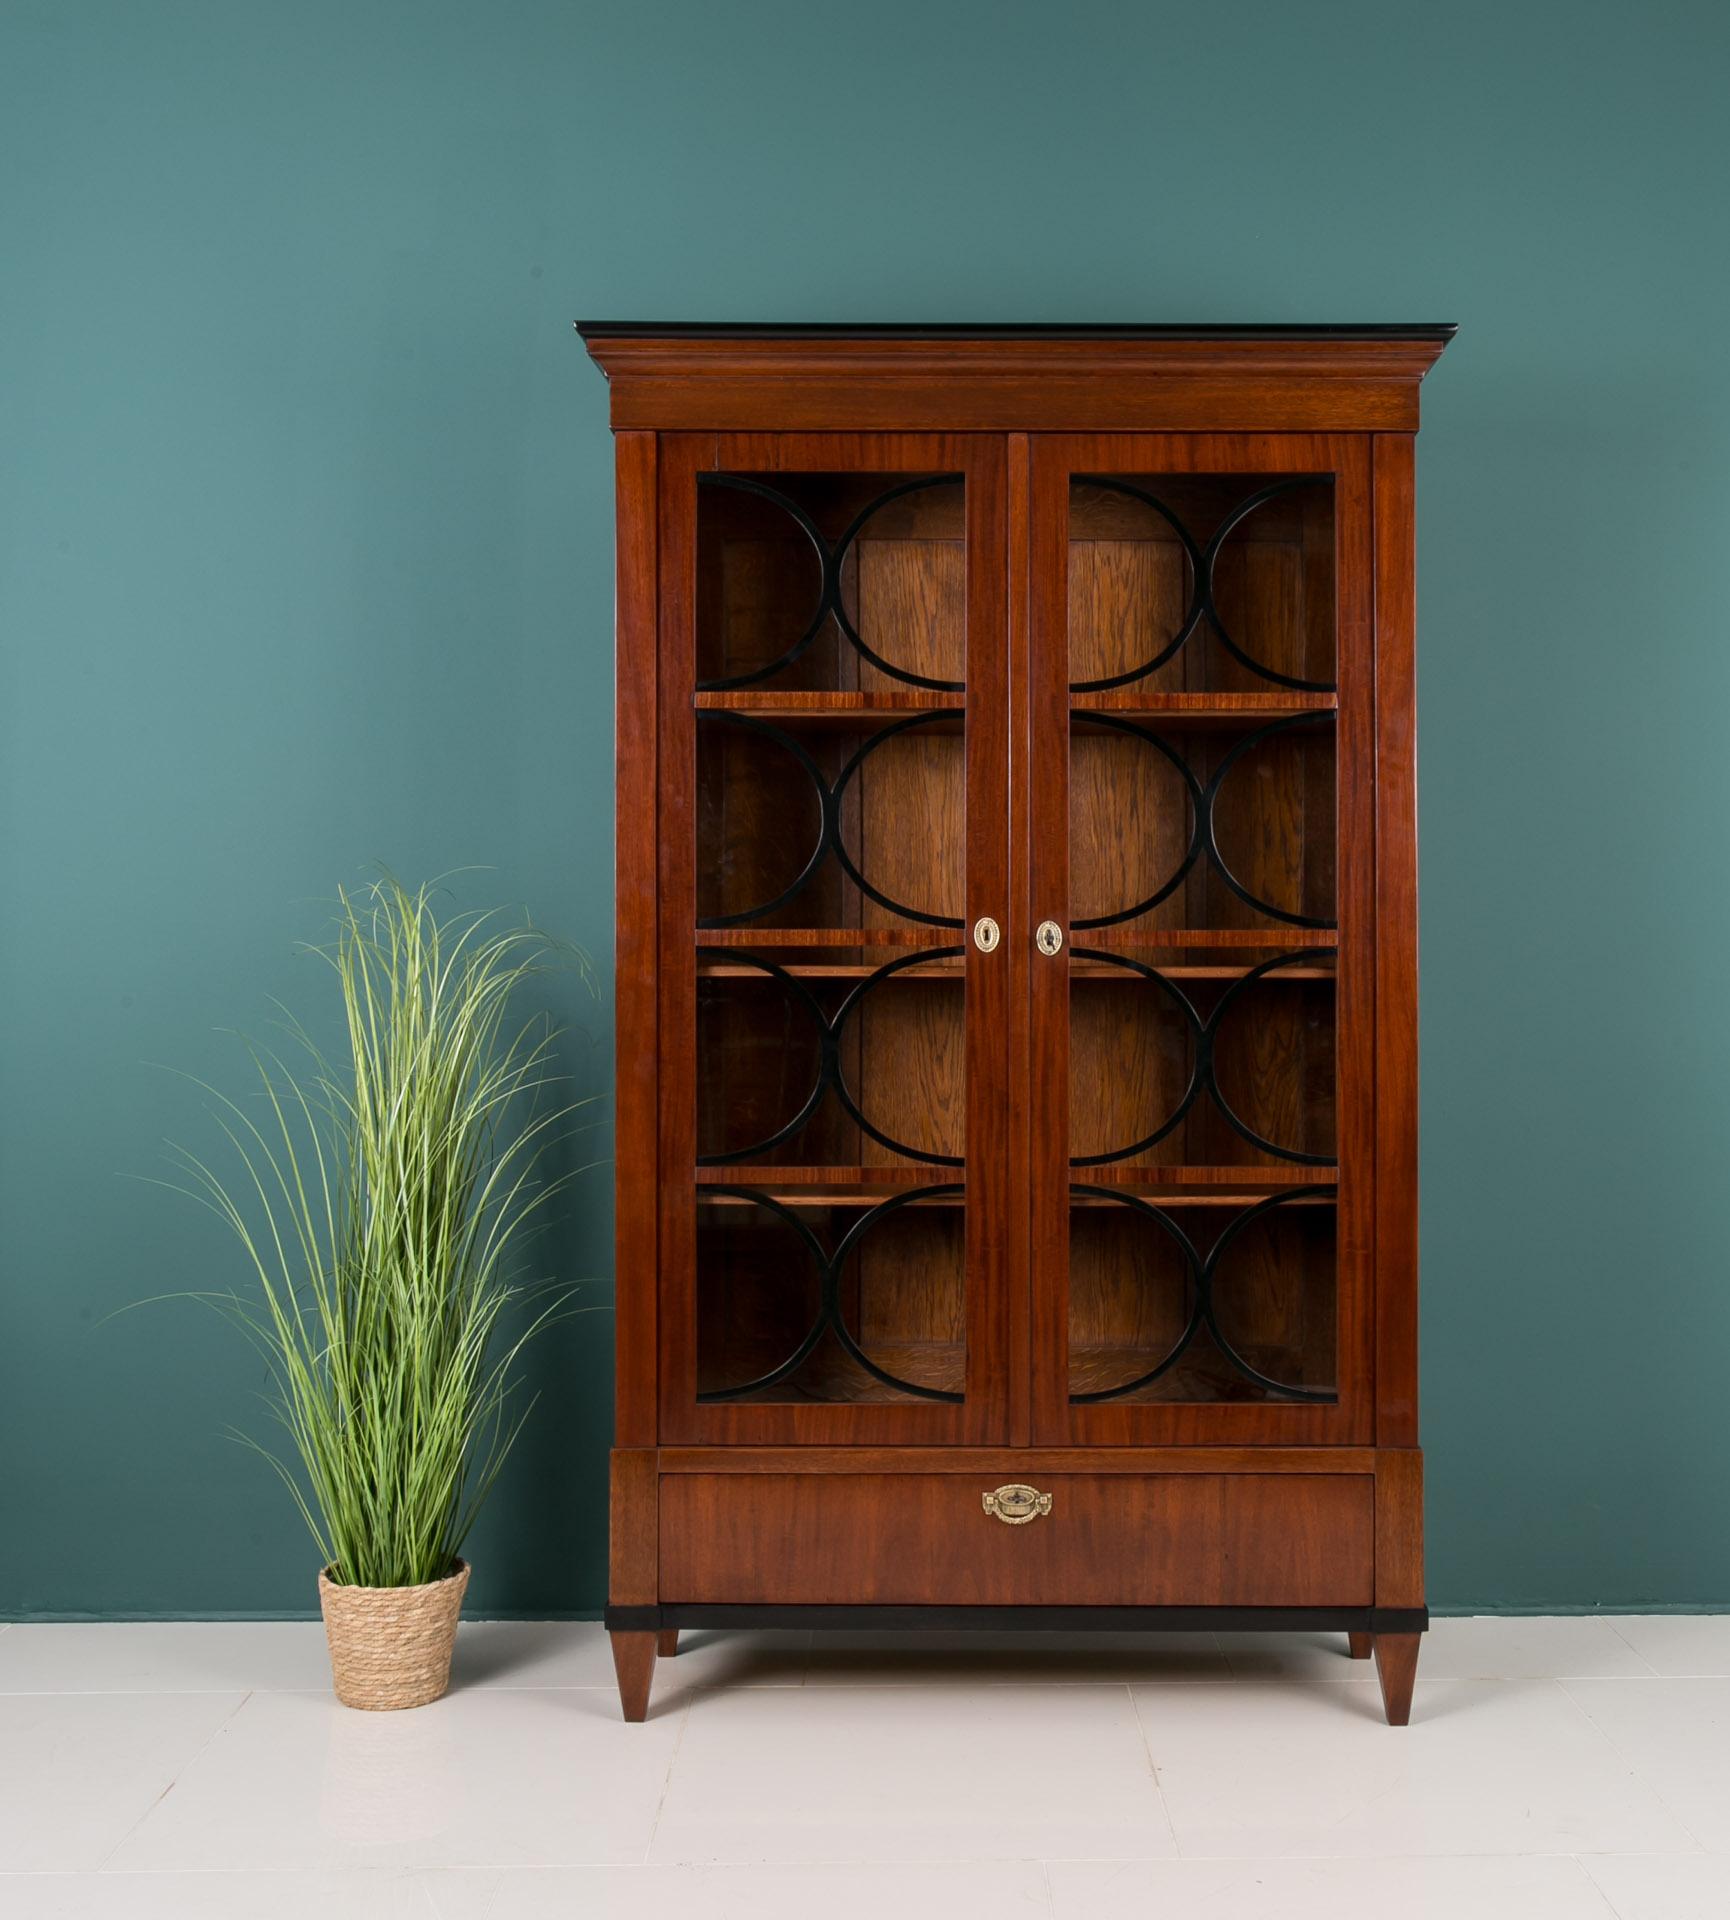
left=692, top=468, right=969, bottom=1409
left=697, top=1190, right=965, bottom=1405
left=697, top=954, right=965, bottom=1167
left=1068, top=714, right=1335, bottom=935
left=698, top=473, right=966, bottom=692
left=1065, top=467, right=1339, bottom=1408
left=1068, top=950, right=1335, bottom=1168
left=1068, top=475, right=1334, bottom=693
left=1068, top=1188, right=1336, bottom=1405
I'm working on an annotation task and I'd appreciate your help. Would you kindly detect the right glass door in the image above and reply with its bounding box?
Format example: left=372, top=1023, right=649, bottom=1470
left=1029, top=435, right=1375, bottom=1444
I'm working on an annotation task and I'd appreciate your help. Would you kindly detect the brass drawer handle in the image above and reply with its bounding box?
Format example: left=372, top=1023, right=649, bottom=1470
left=982, top=1483, right=1052, bottom=1525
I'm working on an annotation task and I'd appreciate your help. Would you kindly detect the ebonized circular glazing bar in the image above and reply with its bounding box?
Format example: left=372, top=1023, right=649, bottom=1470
left=696, top=1184, right=966, bottom=1403
left=695, top=472, right=966, bottom=692
left=697, top=710, right=965, bottom=928
left=1069, top=1184, right=1338, bottom=1404
left=697, top=946, right=966, bottom=1166
left=1069, top=474, right=1335, bottom=694
left=1072, top=711, right=1336, bottom=931
left=1068, top=947, right=1337, bottom=1167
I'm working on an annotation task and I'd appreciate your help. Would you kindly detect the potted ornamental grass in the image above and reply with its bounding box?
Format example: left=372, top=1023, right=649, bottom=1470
left=170, top=876, right=591, bottom=1709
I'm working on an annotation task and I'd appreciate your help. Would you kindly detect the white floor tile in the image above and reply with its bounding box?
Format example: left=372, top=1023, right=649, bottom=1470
left=1604, top=1616, right=1730, bottom=1678
left=649, top=1683, right=1174, bottom=1864
left=1583, top=1852, right=1730, bottom=1918
left=0, top=1622, right=333, bottom=1693
left=801, top=1629, right=1227, bottom=1685
left=1419, top=1616, right=1656, bottom=1679
left=0, top=1692, right=245, bottom=1871
left=481, top=1861, right=1052, bottom=1917
left=455, top=1622, right=809, bottom=1694
left=0, top=1867, right=495, bottom=1919
left=107, top=1686, right=685, bottom=1870
left=1562, top=1679, right=1730, bottom=1853
left=1217, top=1617, right=1654, bottom=1682
left=1134, top=1677, right=1700, bottom=1857
left=1214, top=1630, right=1384, bottom=1680
left=1046, top=1854, right=1617, bottom=1918
left=0, top=1621, right=808, bottom=1701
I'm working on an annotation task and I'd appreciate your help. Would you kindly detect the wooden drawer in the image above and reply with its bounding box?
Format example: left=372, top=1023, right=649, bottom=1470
left=659, top=1471, right=1373, bottom=1606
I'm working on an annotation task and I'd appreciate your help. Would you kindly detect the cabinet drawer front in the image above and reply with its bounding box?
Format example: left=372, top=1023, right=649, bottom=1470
left=659, top=1471, right=1371, bottom=1606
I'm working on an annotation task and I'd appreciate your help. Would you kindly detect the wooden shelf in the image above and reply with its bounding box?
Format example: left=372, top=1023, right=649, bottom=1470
left=1071, top=692, right=1335, bottom=727
left=697, top=959, right=1330, bottom=981
left=697, top=927, right=959, bottom=950
left=699, top=959, right=965, bottom=980
left=1066, top=1344, right=1336, bottom=1402
left=1093, top=928, right=1338, bottom=950
left=696, top=691, right=964, bottom=727
left=1075, top=1166, right=1336, bottom=1203
left=692, top=1166, right=1334, bottom=1205
left=697, top=1166, right=959, bottom=1205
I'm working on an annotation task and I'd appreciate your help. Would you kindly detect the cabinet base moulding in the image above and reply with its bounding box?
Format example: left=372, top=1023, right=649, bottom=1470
left=607, top=1602, right=1429, bottom=1633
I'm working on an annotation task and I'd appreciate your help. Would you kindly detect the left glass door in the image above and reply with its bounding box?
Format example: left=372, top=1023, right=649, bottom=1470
left=656, top=434, right=1011, bottom=1444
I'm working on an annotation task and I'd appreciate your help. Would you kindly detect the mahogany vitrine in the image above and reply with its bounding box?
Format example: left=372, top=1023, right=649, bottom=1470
left=580, top=323, right=1451, bottom=1724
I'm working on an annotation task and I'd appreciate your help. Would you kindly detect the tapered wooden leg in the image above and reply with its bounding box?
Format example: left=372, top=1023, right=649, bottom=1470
left=1346, top=1631, right=1373, bottom=1660
left=610, top=1630, right=657, bottom=1722
left=657, top=1629, right=680, bottom=1658
left=1373, top=1633, right=1421, bottom=1725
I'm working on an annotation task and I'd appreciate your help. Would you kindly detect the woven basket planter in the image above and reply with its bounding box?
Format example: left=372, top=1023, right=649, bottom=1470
left=318, top=1560, right=469, bottom=1711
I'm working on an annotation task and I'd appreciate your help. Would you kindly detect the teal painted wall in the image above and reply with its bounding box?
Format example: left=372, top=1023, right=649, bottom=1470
left=3, top=0, right=1727, bottom=1617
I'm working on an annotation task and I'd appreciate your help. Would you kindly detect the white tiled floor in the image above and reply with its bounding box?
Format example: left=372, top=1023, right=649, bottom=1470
left=1, top=1615, right=1727, bottom=1916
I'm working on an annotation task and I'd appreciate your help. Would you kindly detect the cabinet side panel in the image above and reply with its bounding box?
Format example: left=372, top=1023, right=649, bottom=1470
left=1372, top=436, right=1419, bottom=1445
left=609, top=1447, right=658, bottom=1604
left=614, top=431, right=659, bottom=1445
left=1375, top=1447, right=1424, bottom=1607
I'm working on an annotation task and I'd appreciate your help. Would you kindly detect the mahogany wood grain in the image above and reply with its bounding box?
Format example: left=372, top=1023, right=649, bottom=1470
left=1029, top=434, right=1374, bottom=1448
left=613, top=432, right=659, bottom=1446
left=1374, top=1632, right=1421, bottom=1726
left=609, top=1631, right=657, bottom=1722
left=1006, top=433, right=1034, bottom=1444
left=1373, top=435, right=1420, bottom=1447
left=655, top=433, right=711, bottom=1442
left=655, top=1446, right=1377, bottom=1474
left=1347, top=1631, right=1373, bottom=1660
left=660, top=1471, right=1373, bottom=1606
left=609, top=1448, right=658, bottom=1605
left=657, top=1630, right=680, bottom=1658
left=664, top=432, right=1011, bottom=1447
left=582, top=336, right=1450, bottom=436
left=1375, top=1447, right=1425, bottom=1608
left=589, top=332, right=1446, bottom=1719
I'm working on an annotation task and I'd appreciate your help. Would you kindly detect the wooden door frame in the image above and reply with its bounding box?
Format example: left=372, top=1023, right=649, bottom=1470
left=652, top=431, right=1016, bottom=1445
left=1025, top=432, right=1378, bottom=1447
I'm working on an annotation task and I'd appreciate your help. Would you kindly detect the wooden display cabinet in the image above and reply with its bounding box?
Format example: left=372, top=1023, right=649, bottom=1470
left=579, top=323, right=1451, bottom=1724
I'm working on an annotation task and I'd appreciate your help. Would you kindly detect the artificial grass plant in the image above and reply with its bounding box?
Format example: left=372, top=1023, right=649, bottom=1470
left=169, top=876, right=592, bottom=1588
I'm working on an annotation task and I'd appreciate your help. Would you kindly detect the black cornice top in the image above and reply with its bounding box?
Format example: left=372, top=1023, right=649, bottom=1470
left=575, top=321, right=1458, bottom=342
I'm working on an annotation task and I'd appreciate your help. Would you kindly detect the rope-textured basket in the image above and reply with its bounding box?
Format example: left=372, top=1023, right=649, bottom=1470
left=318, top=1560, right=470, bottom=1711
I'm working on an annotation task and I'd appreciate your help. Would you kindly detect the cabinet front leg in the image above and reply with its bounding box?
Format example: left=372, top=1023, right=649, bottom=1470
left=610, top=1630, right=658, bottom=1722
left=1373, top=1633, right=1421, bottom=1725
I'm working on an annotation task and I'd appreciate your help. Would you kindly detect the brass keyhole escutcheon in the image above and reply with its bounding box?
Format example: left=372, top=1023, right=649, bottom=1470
left=973, top=916, right=1001, bottom=953
left=982, top=1483, right=1053, bottom=1525
left=1036, top=920, right=1064, bottom=956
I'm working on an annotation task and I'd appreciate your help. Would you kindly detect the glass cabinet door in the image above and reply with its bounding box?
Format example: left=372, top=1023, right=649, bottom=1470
left=659, top=434, right=1010, bottom=1443
left=1030, top=435, right=1374, bottom=1444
